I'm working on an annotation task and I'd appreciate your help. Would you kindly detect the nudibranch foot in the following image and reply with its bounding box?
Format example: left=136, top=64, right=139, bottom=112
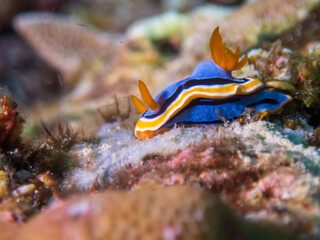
left=135, top=128, right=169, bottom=141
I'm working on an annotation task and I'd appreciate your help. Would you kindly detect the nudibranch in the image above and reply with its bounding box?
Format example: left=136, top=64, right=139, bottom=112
left=131, top=27, right=292, bottom=140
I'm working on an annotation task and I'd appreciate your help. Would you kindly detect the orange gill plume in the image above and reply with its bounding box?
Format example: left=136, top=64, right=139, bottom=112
left=131, top=80, right=159, bottom=114
left=210, top=27, right=248, bottom=71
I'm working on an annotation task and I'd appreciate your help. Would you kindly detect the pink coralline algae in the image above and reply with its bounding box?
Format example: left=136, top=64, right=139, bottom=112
left=108, top=122, right=320, bottom=236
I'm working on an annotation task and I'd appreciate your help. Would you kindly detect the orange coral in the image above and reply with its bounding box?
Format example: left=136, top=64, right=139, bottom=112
left=210, top=27, right=248, bottom=71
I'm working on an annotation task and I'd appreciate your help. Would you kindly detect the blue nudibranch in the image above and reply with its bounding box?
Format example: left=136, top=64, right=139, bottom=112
left=131, top=27, right=292, bottom=140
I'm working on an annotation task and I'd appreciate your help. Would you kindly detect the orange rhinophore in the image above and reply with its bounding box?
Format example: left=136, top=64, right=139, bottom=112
left=131, top=80, right=159, bottom=114
left=210, top=27, right=248, bottom=71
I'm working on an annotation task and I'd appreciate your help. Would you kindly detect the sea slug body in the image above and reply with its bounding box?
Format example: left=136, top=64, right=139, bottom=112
left=131, top=27, right=292, bottom=140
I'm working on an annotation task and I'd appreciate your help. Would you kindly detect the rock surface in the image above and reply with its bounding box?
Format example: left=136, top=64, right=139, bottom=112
left=13, top=186, right=294, bottom=240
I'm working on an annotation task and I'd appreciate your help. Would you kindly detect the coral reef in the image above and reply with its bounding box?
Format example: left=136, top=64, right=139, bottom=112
left=62, top=0, right=241, bottom=32
left=219, top=0, right=320, bottom=49
left=244, top=41, right=320, bottom=129
left=0, top=0, right=65, bottom=28
left=0, top=99, right=79, bottom=224
left=280, top=5, right=320, bottom=52
left=2, top=1, right=320, bottom=239
left=13, top=12, right=123, bottom=84
left=62, top=0, right=163, bottom=32
left=11, top=0, right=320, bottom=137
left=308, top=126, right=320, bottom=147
left=185, top=0, right=320, bottom=61
left=0, top=35, right=60, bottom=104
left=63, top=121, right=320, bottom=237
left=127, top=11, right=188, bottom=57
left=14, top=186, right=294, bottom=240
